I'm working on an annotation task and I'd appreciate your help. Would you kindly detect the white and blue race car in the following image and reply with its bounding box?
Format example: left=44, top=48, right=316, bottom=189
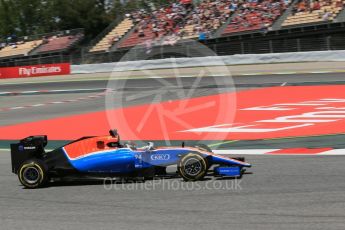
left=11, top=130, right=251, bottom=189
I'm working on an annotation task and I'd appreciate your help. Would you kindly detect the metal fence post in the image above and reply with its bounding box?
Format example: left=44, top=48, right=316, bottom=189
left=186, top=44, right=190, bottom=57
left=213, top=43, right=217, bottom=55
left=80, top=48, right=84, bottom=64
left=326, top=36, right=331, bottom=50
left=136, top=48, right=140, bottom=61
left=296, top=38, right=301, bottom=52
left=240, top=42, right=244, bottom=54
left=269, top=40, right=273, bottom=53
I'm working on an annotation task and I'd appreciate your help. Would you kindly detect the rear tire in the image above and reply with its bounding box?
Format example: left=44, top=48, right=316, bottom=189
left=18, top=159, right=49, bottom=189
left=178, top=153, right=208, bottom=181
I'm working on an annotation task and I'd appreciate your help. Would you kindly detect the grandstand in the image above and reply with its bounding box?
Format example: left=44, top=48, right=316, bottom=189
left=0, top=40, right=42, bottom=58
left=116, top=0, right=296, bottom=48
left=282, top=0, right=344, bottom=27
left=0, top=29, right=84, bottom=60
left=89, top=18, right=134, bottom=52
left=117, top=5, right=188, bottom=49
left=117, top=0, right=234, bottom=48
left=33, top=34, right=84, bottom=55
left=1, top=0, right=345, bottom=67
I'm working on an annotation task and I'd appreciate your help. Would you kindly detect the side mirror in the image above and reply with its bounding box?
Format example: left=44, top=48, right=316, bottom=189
left=97, top=141, right=105, bottom=149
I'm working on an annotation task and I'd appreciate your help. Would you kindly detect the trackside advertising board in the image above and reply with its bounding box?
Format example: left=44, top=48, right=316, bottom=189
left=0, top=63, right=70, bottom=79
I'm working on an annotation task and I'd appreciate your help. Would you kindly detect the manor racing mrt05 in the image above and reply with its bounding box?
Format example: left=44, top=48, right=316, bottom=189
left=11, top=130, right=251, bottom=189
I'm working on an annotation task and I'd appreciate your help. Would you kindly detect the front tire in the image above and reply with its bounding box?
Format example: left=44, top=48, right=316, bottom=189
left=178, top=153, right=208, bottom=181
left=18, top=159, right=49, bottom=189
left=194, top=144, right=212, bottom=153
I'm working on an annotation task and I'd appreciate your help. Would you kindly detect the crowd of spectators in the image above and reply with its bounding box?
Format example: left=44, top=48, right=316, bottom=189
left=42, top=33, right=76, bottom=45
left=291, top=0, right=344, bottom=21
left=0, top=34, right=21, bottom=50
left=126, top=0, right=238, bottom=45
left=227, top=0, right=290, bottom=33
left=292, top=0, right=322, bottom=13
left=125, top=0, right=292, bottom=44
left=0, top=32, right=79, bottom=53
left=183, top=0, right=234, bottom=37
left=128, top=1, right=192, bottom=40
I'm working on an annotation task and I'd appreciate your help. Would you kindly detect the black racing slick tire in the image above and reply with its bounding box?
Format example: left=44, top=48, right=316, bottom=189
left=178, top=153, right=208, bottom=181
left=18, top=159, right=49, bottom=189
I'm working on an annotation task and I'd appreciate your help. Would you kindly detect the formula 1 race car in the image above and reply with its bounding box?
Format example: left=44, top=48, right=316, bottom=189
left=10, top=130, right=251, bottom=189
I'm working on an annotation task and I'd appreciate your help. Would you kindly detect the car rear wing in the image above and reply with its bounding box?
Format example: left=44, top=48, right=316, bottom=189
left=10, top=136, right=48, bottom=174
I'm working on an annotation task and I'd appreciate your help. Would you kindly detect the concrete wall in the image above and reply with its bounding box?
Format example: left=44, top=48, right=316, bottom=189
left=72, top=50, right=345, bottom=74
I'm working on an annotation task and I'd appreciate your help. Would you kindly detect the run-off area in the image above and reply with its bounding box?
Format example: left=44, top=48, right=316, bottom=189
left=2, top=85, right=345, bottom=141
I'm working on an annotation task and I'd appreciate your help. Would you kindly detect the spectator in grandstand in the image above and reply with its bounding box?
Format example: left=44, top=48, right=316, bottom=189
left=6, top=35, right=13, bottom=44
left=297, top=0, right=306, bottom=12
left=322, top=11, right=332, bottom=21
left=230, top=1, right=239, bottom=12
left=108, top=35, right=120, bottom=46
left=198, top=30, right=207, bottom=41
left=312, top=1, right=321, bottom=10
left=0, top=42, right=5, bottom=50
left=144, top=39, right=153, bottom=54
left=138, top=28, right=145, bottom=37
left=180, top=0, right=193, bottom=10
left=336, top=0, right=344, bottom=8
left=42, top=36, right=49, bottom=44
left=8, top=34, right=18, bottom=43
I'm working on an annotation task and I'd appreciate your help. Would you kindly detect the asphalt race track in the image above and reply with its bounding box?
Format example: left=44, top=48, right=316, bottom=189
left=1, top=151, right=345, bottom=230
left=1, top=72, right=345, bottom=229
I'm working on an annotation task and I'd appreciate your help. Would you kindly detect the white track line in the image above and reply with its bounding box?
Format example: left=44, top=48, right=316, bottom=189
left=317, top=149, right=345, bottom=155
left=0, top=90, right=108, bottom=112
left=309, top=71, right=333, bottom=74
left=274, top=72, right=297, bottom=75
left=214, top=149, right=278, bottom=155
left=10, top=107, right=25, bottom=110
left=241, top=73, right=265, bottom=76
left=0, top=88, right=108, bottom=95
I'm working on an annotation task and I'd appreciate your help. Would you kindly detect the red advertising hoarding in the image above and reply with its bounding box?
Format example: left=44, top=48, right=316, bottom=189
left=0, top=63, right=70, bottom=79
